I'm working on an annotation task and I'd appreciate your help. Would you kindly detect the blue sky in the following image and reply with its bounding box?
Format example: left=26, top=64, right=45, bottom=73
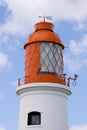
left=0, top=0, right=87, bottom=130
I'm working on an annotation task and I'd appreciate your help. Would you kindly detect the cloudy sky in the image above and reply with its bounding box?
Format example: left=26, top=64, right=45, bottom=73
left=0, top=0, right=87, bottom=130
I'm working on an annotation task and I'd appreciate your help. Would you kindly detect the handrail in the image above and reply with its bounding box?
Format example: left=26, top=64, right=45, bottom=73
left=18, top=74, right=75, bottom=87
left=18, top=76, right=66, bottom=86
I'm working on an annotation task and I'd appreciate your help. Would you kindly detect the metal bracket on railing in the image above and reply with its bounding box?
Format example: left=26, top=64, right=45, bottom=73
left=67, top=74, right=78, bottom=87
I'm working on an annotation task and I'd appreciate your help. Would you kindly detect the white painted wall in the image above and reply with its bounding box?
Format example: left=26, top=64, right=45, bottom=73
left=16, top=83, right=71, bottom=130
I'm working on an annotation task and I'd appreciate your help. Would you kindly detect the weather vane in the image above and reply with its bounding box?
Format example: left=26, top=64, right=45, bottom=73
left=38, top=15, right=53, bottom=22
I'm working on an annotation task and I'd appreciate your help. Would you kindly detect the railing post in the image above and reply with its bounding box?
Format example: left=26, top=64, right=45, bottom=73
left=67, top=77, right=71, bottom=87
left=18, top=78, right=20, bottom=86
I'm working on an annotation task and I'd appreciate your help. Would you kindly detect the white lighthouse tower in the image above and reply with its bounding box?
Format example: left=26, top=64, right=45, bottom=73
left=16, top=18, right=71, bottom=130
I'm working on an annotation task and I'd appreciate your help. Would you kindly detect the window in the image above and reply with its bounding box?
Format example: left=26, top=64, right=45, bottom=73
left=40, top=42, right=63, bottom=75
left=27, top=111, right=41, bottom=125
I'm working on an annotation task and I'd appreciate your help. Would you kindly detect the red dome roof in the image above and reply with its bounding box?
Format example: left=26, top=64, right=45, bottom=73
left=24, top=22, right=64, bottom=49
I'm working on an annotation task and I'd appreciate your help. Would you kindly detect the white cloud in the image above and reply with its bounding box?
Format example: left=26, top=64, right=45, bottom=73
left=0, top=34, right=8, bottom=50
left=64, top=52, right=87, bottom=73
left=0, top=125, right=6, bottom=130
left=0, top=0, right=5, bottom=5
left=0, top=52, right=12, bottom=72
left=70, top=124, right=87, bottom=130
left=0, top=128, right=6, bottom=130
left=64, top=54, right=82, bottom=73
left=5, top=0, right=87, bottom=22
left=69, top=34, right=87, bottom=55
left=64, top=34, right=87, bottom=73
left=0, top=0, right=87, bottom=37
left=73, top=22, right=87, bottom=31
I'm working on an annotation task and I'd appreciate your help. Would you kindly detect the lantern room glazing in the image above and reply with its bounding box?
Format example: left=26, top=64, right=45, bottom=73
left=40, top=42, right=63, bottom=75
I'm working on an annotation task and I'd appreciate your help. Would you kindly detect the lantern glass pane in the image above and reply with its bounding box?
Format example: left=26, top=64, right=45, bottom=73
left=40, top=42, right=63, bottom=75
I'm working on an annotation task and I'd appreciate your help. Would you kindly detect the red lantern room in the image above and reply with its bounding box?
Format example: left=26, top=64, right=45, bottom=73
left=18, top=20, right=66, bottom=85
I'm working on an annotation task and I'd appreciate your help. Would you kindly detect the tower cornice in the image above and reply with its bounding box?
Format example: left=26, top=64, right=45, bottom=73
left=16, top=83, right=71, bottom=96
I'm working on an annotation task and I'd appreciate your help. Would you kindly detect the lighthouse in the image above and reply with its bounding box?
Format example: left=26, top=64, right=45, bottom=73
left=16, top=18, right=71, bottom=130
